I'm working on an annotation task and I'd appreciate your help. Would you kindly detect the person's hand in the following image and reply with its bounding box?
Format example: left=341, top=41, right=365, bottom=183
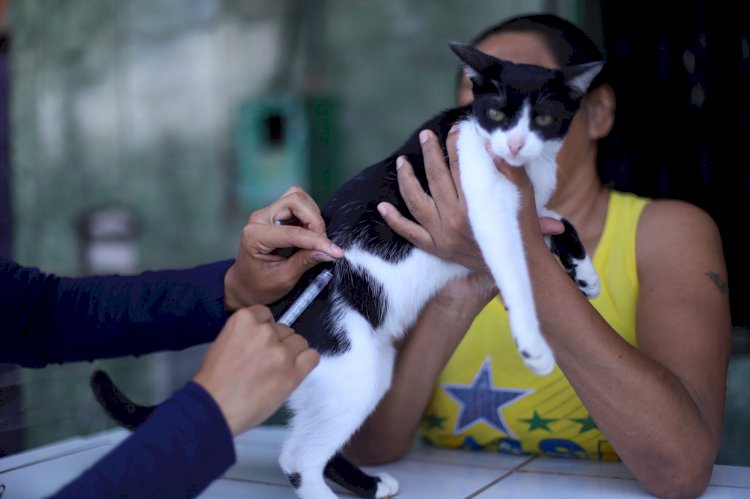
left=378, top=128, right=487, bottom=272
left=377, top=128, right=563, bottom=272
left=434, top=271, right=499, bottom=316
left=193, top=305, right=319, bottom=436
left=484, top=146, right=562, bottom=243
left=224, top=186, right=344, bottom=310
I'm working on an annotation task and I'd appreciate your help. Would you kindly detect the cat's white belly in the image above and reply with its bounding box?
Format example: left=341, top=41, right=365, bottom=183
left=342, top=246, right=468, bottom=340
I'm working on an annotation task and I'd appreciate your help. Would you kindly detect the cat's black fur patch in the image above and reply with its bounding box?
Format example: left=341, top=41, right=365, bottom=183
left=267, top=264, right=351, bottom=355
left=549, top=218, right=587, bottom=282
left=287, top=472, right=302, bottom=489
left=324, top=106, right=471, bottom=264
left=452, top=46, right=583, bottom=143
left=324, top=453, right=381, bottom=499
left=336, top=261, right=386, bottom=329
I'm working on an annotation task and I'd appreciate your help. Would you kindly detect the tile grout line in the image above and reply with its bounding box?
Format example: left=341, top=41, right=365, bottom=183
left=401, top=455, right=533, bottom=472
left=463, top=455, right=539, bottom=499
left=516, top=467, right=637, bottom=482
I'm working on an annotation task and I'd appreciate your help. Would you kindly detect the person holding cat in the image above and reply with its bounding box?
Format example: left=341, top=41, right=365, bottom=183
left=0, top=186, right=343, bottom=497
left=352, top=13, right=730, bottom=498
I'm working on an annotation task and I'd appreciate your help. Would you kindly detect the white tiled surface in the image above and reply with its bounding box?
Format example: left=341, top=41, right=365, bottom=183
left=2, top=426, right=750, bottom=498
left=0, top=430, right=129, bottom=498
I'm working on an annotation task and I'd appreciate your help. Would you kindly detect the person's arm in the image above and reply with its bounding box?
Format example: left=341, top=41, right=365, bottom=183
left=494, top=158, right=730, bottom=498
left=50, top=381, right=234, bottom=499
left=48, top=187, right=330, bottom=498
left=369, top=128, right=730, bottom=497
left=0, top=259, right=233, bottom=367
left=52, top=305, right=319, bottom=498
left=0, top=186, right=342, bottom=368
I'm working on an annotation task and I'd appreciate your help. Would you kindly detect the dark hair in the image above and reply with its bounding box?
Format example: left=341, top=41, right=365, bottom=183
left=457, top=13, right=610, bottom=93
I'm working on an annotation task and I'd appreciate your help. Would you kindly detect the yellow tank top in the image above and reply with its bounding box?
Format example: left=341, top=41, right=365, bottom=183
left=419, top=190, right=650, bottom=460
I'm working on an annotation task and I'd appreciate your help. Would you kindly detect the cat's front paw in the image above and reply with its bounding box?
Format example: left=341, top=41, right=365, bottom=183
left=375, top=472, right=399, bottom=498
left=517, top=337, right=556, bottom=376
left=576, top=278, right=600, bottom=299
left=573, top=258, right=600, bottom=299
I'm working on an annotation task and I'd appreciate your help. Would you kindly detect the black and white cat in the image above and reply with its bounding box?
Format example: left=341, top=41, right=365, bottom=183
left=92, top=43, right=602, bottom=498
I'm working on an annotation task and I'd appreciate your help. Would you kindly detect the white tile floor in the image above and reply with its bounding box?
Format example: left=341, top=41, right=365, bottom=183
left=2, top=426, right=750, bottom=498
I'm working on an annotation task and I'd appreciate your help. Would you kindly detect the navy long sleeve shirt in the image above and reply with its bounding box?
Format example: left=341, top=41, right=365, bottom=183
left=0, top=258, right=237, bottom=497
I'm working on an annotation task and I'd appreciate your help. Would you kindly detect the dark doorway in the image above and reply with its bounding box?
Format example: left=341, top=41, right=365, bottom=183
left=595, top=1, right=750, bottom=329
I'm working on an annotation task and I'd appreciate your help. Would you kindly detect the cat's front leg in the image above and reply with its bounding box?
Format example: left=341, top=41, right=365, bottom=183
left=457, top=121, right=555, bottom=376
left=539, top=208, right=600, bottom=299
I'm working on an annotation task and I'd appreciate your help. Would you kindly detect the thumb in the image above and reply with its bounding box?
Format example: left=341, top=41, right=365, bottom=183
left=539, top=217, right=565, bottom=235
left=286, top=248, right=331, bottom=276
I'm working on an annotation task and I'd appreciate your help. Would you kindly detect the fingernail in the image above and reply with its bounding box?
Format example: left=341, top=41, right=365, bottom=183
left=314, top=252, right=334, bottom=263
left=377, top=203, right=390, bottom=217
left=329, top=243, right=344, bottom=257
left=419, top=130, right=430, bottom=144
left=396, top=156, right=405, bottom=169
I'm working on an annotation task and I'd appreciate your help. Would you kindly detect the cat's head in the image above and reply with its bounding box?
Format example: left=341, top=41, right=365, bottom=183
left=450, top=42, right=603, bottom=167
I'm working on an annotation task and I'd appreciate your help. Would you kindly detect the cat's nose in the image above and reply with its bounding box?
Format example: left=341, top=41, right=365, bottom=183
left=508, top=138, right=525, bottom=156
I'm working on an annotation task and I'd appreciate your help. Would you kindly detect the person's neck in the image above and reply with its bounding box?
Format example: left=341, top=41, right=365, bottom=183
left=547, top=159, right=610, bottom=255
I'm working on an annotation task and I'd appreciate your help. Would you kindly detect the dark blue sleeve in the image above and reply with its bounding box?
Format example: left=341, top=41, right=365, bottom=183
left=49, top=381, right=236, bottom=499
left=0, top=259, right=233, bottom=367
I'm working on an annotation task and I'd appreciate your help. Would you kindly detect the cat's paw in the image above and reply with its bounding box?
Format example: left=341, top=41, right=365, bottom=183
left=576, top=277, right=600, bottom=299
left=573, top=258, right=600, bottom=299
left=375, top=472, right=399, bottom=498
left=517, top=338, right=555, bottom=376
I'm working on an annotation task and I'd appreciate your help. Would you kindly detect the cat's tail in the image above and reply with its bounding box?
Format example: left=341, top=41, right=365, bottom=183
left=90, top=369, right=156, bottom=430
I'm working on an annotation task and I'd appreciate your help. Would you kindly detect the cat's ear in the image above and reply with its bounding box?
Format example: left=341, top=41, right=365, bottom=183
left=449, top=42, right=498, bottom=84
left=561, top=61, right=604, bottom=95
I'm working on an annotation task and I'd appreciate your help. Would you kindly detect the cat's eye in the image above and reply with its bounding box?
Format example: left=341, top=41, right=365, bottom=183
left=487, top=108, right=505, bottom=122
left=535, top=114, right=553, bottom=126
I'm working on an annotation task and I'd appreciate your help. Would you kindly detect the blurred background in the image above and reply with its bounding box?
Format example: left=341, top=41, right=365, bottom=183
left=1, top=0, right=749, bottom=467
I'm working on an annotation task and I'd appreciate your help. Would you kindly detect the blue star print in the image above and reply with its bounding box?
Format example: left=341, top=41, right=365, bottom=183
left=443, top=358, right=530, bottom=438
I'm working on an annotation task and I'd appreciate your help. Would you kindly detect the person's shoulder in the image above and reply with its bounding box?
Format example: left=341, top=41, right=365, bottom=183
left=637, top=198, right=723, bottom=268
left=640, top=198, right=719, bottom=235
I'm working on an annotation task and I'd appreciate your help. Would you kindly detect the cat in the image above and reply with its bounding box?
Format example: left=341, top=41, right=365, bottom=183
left=92, top=43, right=602, bottom=499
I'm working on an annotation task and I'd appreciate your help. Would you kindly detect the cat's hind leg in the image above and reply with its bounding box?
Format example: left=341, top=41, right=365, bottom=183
left=324, top=453, right=399, bottom=498
left=279, top=314, right=399, bottom=499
